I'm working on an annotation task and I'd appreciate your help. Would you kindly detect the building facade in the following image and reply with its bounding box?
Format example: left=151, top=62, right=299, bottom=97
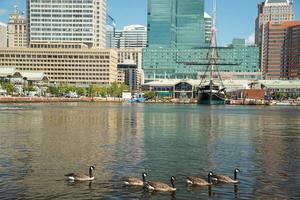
left=143, top=39, right=261, bottom=82
left=255, top=0, right=294, bottom=69
left=144, top=0, right=211, bottom=81
left=255, top=0, right=294, bottom=47
left=7, top=12, right=27, bottom=48
left=263, top=21, right=300, bottom=80
left=0, top=22, right=7, bottom=48
left=286, top=24, right=300, bottom=79
left=147, top=0, right=205, bottom=48
left=119, top=25, right=147, bottom=48
left=142, top=79, right=300, bottom=99
left=118, top=62, right=141, bottom=91
left=106, top=25, right=147, bottom=49
left=0, top=48, right=118, bottom=86
left=117, top=48, right=144, bottom=86
left=27, top=0, right=106, bottom=48
left=204, top=12, right=212, bottom=44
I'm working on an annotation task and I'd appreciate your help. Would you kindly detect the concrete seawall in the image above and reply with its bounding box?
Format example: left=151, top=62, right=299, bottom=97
left=0, top=97, right=125, bottom=103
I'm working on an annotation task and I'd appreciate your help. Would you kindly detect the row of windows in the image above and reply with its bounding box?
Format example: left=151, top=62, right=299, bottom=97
left=31, top=18, right=93, bottom=22
left=51, top=77, right=109, bottom=81
left=18, top=67, right=110, bottom=72
left=1, top=54, right=110, bottom=59
left=4, top=63, right=111, bottom=69
left=30, top=0, right=93, bottom=4
left=30, top=9, right=93, bottom=13
left=30, top=5, right=92, bottom=9
left=31, top=14, right=93, bottom=18
left=2, top=60, right=110, bottom=65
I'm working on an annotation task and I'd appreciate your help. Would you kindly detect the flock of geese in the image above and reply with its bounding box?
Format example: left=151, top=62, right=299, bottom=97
left=65, top=166, right=240, bottom=193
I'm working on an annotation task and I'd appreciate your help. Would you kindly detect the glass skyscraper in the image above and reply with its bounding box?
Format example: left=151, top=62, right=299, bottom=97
left=147, top=0, right=205, bottom=48
left=147, top=0, right=175, bottom=48
left=176, top=0, right=205, bottom=48
left=143, top=0, right=260, bottom=82
left=143, top=40, right=261, bottom=81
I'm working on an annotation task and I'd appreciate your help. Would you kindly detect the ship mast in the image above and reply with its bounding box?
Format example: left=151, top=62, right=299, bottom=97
left=209, top=0, right=217, bottom=82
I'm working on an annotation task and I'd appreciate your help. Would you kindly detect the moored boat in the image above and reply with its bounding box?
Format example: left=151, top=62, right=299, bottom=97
left=198, top=81, right=225, bottom=105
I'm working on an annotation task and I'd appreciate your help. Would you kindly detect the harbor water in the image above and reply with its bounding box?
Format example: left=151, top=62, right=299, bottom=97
left=0, top=103, right=299, bottom=199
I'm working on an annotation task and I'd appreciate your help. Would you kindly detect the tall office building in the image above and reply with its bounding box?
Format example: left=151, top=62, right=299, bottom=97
left=255, top=0, right=294, bottom=52
left=286, top=24, right=300, bottom=79
left=0, top=22, right=7, bottom=48
left=7, top=11, right=27, bottom=48
left=143, top=39, right=261, bottom=81
left=0, top=48, right=118, bottom=86
left=147, top=0, right=205, bottom=48
left=143, top=0, right=261, bottom=82
left=263, top=21, right=300, bottom=80
left=27, top=0, right=106, bottom=48
left=120, top=25, right=147, bottom=48
left=204, top=12, right=212, bottom=44
left=106, top=25, right=147, bottom=49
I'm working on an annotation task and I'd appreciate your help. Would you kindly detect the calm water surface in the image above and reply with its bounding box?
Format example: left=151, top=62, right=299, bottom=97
left=0, top=103, right=299, bottom=199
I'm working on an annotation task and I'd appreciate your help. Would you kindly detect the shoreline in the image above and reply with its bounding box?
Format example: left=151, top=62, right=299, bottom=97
left=0, top=97, right=124, bottom=103
left=0, top=97, right=299, bottom=106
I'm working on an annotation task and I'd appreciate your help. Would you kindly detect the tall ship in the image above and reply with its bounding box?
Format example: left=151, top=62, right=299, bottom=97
left=197, top=0, right=225, bottom=105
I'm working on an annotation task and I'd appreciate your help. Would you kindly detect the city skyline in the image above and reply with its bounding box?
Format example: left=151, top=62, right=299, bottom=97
left=0, top=0, right=299, bottom=46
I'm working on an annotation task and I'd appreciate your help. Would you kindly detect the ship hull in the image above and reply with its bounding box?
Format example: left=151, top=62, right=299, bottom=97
left=198, top=91, right=225, bottom=105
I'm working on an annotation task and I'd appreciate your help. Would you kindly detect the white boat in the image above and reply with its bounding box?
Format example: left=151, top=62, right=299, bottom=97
left=275, top=101, right=295, bottom=106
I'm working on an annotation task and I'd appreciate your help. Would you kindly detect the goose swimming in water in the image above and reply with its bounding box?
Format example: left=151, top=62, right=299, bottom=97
left=186, top=171, right=213, bottom=186
left=211, top=168, right=240, bottom=183
left=64, top=166, right=95, bottom=181
left=145, top=176, right=176, bottom=192
left=123, top=172, right=147, bottom=186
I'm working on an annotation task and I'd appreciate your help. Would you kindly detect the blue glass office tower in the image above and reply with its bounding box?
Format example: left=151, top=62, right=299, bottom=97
left=143, top=0, right=260, bottom=82
left=147, top=0, right=175, bottom=48
left=176, top=0, right=205, bottom=48
left=147, top=0, right=205, bottom=48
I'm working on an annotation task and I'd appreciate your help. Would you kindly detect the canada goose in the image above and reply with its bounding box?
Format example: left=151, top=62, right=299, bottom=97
left=123, top=172, right=147, bottom=186
left=64, top=166, right=95, bottom=181
left=212, top=168, right=240, bottom=183
left=186, top=171, right=213, bottom=186
left=145, top=176, right=176, bottom=192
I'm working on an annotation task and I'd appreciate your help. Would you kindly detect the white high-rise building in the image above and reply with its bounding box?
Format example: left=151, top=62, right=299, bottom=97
left=106, top=25, right=147, bottom=49
left=94, top=0, right=107, bottom=48
left=204, top=12, right=212, bottom=44
left=0, top=22, right=7, bottom=48
left=27, top=0, right=106, bottom=48
left=120, top=25, right=147, bottom=48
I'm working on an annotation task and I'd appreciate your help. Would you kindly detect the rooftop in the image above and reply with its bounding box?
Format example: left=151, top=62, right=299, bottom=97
left=265, top=0, right=291, bottom=6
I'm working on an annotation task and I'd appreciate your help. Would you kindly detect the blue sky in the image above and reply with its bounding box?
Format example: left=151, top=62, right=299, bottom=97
left=0, top=0, right=299, bottom=46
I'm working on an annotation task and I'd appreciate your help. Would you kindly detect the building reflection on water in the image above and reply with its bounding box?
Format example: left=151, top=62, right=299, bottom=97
left=0, top=104, right=299, bottom=199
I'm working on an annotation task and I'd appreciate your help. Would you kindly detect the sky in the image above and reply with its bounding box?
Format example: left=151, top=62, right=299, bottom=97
left=0, top=0, right=299, bottom=46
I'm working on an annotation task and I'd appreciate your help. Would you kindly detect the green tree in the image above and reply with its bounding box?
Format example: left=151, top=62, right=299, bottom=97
left=3, top=83, right=15, bottom=95
left=76, top=87, right=87, bottom=97
left=88, top=85, right=101, bottom=97
left=273, top=92, right=287, bottom=100
left=98, top=87, right=107, bottom=97
left=108, top=82, right=130, bottom=97
left=47, top=86, right=60, bottom=96
left=109, top=82, right=119, bottom=97
left=144, top=91, right=155, bottom=100
left=24, top=85, right=37, bottom=92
